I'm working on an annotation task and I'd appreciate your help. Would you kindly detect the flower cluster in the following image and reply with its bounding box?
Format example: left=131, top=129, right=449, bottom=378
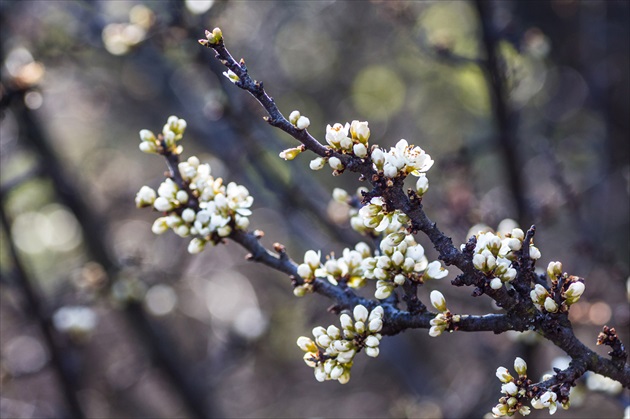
left=297, top=305, right=384, bottom=384
left=492, top=358, right=532, bottom=417
left=136, top=117, right=253, bottom=254
left=363, top=233, right=448, bottom=299
left=428, top=290, right=461, bottom=337
left=371, top=139, right=434, bottom=179
left=530, top=261, right=585, bottom=313
left=308, top=120, right=371, bottom=172
left=358, top=197, right=410, bottom=233
left=138, top=115, right=187, bottom=155
left=471, top=226, right=531, bottom=290
left=294, top=243, right=373, bottom=296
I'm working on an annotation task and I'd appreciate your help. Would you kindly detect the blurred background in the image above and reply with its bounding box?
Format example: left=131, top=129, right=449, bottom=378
left=0, top=0, right=628, bottom=418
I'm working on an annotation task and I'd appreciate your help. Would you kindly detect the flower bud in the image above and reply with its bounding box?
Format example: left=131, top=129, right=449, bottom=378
left=371, top=147, right=385, bottom=167
left=289, top=110, right=301, bottom=125
left=430, top=290, right=447, bottom=312
left=374, top=286, right=392, bottom=300
left=296, top=116, right=310, bottom=130
left=139, top=141, right=158, bottom=154
left=490, top=277, right=503, bottom=290
left=365, top=335, right=380, bottom=348
left=416, top=174, right=429, bottom=195
left=514, top=357, right=527, bottom=376
left=139, top=129, right=156, bottom=142
left=473, top=253, right=487, bottom=271
left=496, top=366, right=513, bottom=383
left=297, top=263, right=312, bottom=279
left=353, top=142, right=368, bottom=158
left=429, top=326, right=442, bottom=337
left=176, top=190, right=189, bottom=203
left=296, top=336, right=315, bottom=352
left=309, top=157, right=327, bottom=170
left=135, top=186, right=156, bottom=208
left=312, top=326, right=326, bottom=338
left=368, top=318, right=383, bottom=333
left=153, top=196, right=173, bottom=212
left=279, top=147, right=302, bottom=160
left=330, top=364, right=344, bottom=380
left=383, top=163, right=398, bottom=178
left=353, top=305, right=369, bottom=323
left=544, top=296, right=558, bottom=313
left=151, top=217, right=169, bottom=235
left=365, top=347, right=380, bottom=358
left=350, top=120, right=370, bottom=144
left=426, top=261, right=448, bottom=279
left=502, top=382, right=518, bottom=396
left=223, top=69, right=240, bottom=83
left=187, top=238, right=206, bottom=254
left=174, top=225, right=190, bottom=237
left=394, top=274, right=406, bottom=285
left=328, top=156, right=344, bottom=170
left=529, top=246, right=541, bottom=260
left=339, top=313, right=353, bottom=330
left=564, top=281, right=585, bottom=304
left=326, top=325, right=341, bottom=339
left=369, top=306, right=384, bottom=320
left=547, top=261, right=563, bottom=279
left=181, top=208, right=196, bottom=223
left=293, top=285, right=308, bottom=297
left=505, top=238, right=522, bottom=251
left=316, top=334, right=332, bottom=348
left=304, top=250, right=320, bottom=269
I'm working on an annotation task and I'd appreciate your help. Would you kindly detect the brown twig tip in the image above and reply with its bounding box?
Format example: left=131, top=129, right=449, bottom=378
left=597, top=326, right=628, bottom=364
left=273, top=242, right=286, bottom=253
left=253, top=229, right=265, bottom=239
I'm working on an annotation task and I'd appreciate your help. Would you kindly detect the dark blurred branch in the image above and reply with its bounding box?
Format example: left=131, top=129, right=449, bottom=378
left=0, top=207, right=86, bottom=419
left=474, top=0, right=528, bottom=225
left=5, top=96, right=217, bottom=419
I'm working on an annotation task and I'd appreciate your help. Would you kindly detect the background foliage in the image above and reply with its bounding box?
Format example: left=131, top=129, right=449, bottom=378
left=0, top=1, right=628, bottom=418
